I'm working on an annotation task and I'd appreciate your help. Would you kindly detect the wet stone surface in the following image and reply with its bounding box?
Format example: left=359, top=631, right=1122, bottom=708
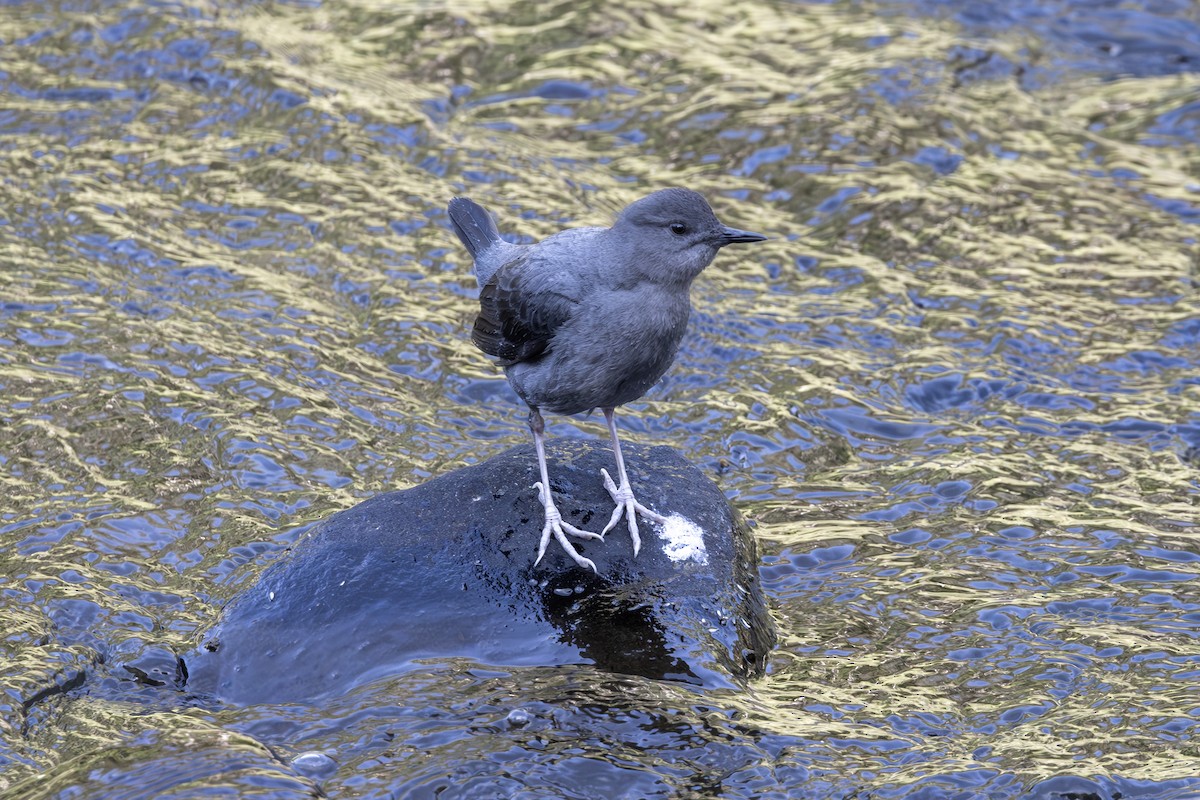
left=184, top=440, right=774, bottom=705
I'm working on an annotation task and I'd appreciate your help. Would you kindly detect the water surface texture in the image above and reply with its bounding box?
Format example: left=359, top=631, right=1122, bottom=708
left=2, top=0, right=1199, bottom=797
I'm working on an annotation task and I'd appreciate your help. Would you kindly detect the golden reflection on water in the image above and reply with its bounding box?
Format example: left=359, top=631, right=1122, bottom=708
left=1, top=0, right=1199, bottom=794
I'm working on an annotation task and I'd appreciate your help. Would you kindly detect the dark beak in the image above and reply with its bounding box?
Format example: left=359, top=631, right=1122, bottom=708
left=719, top=226, right=769, bottom=245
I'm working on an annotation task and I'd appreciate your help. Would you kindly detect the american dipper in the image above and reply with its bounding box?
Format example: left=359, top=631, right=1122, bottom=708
left=448, top=188, right=767, bottom=572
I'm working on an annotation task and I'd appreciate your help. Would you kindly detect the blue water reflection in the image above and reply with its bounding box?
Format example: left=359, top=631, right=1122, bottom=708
left=1, top=0, right=1199, bottom=796
left=879, top=0, right=1200, bottom=80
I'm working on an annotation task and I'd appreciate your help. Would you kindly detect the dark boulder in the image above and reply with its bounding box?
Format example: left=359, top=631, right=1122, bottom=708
left=184, top=440, right=774, bottom=705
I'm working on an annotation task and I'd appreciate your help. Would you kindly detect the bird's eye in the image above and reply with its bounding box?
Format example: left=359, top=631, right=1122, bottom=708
left=669, top=222, right=688, bottom=235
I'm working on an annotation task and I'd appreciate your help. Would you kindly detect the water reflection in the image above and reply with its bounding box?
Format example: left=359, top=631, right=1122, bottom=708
left=2, top=0, right=1200, bottom=796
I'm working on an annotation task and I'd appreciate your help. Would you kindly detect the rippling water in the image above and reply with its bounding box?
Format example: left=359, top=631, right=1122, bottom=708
left=2, top=0, right=1199, bottom=797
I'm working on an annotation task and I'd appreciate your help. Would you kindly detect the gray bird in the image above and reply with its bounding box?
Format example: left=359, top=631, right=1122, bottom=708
left=448, top=188, right=767, bottom=572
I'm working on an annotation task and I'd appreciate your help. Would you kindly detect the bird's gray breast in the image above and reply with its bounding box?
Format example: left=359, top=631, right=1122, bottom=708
left=507, top=287, right=691, bottom=415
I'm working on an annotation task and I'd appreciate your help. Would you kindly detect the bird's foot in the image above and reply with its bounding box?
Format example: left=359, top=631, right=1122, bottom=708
left=600, top=468, right=667, bottom=557
left=534, top=482, right=603, bottom=572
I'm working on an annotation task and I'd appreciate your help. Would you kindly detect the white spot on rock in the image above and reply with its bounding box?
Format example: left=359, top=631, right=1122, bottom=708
left=657, top=514, right=708, bottom=564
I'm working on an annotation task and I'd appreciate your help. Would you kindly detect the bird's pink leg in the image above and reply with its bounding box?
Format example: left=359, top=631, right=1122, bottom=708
left=528, top=407, right=602, bottom=571
left=599, top=407, right=667, bottom=557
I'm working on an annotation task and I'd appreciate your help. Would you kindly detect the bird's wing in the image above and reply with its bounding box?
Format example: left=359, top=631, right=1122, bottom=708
left=471, top=254, right=582, bottom=366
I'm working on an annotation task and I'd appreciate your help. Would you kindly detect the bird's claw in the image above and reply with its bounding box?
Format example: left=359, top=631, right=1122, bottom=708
left=533, top=481, right=602, bottom=572
left=600, top=468, right=667, bottom=557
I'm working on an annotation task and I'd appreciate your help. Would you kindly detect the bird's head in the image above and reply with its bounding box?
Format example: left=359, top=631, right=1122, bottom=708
left=612, top=188, right=767, bottom=285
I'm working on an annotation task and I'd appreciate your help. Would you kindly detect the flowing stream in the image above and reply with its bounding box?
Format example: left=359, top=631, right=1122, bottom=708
left=1, top=0, right=1198, bottom=797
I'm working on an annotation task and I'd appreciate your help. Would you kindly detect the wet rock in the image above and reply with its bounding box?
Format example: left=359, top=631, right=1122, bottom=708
left=184, top=440, right=775, bottom=705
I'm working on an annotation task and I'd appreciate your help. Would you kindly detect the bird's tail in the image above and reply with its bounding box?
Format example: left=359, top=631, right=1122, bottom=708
left=447, top=197, right=502, bottom=259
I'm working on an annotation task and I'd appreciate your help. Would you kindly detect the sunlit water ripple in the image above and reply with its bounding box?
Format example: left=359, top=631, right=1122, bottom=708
left=1, top=0, right=1198, bottom=796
